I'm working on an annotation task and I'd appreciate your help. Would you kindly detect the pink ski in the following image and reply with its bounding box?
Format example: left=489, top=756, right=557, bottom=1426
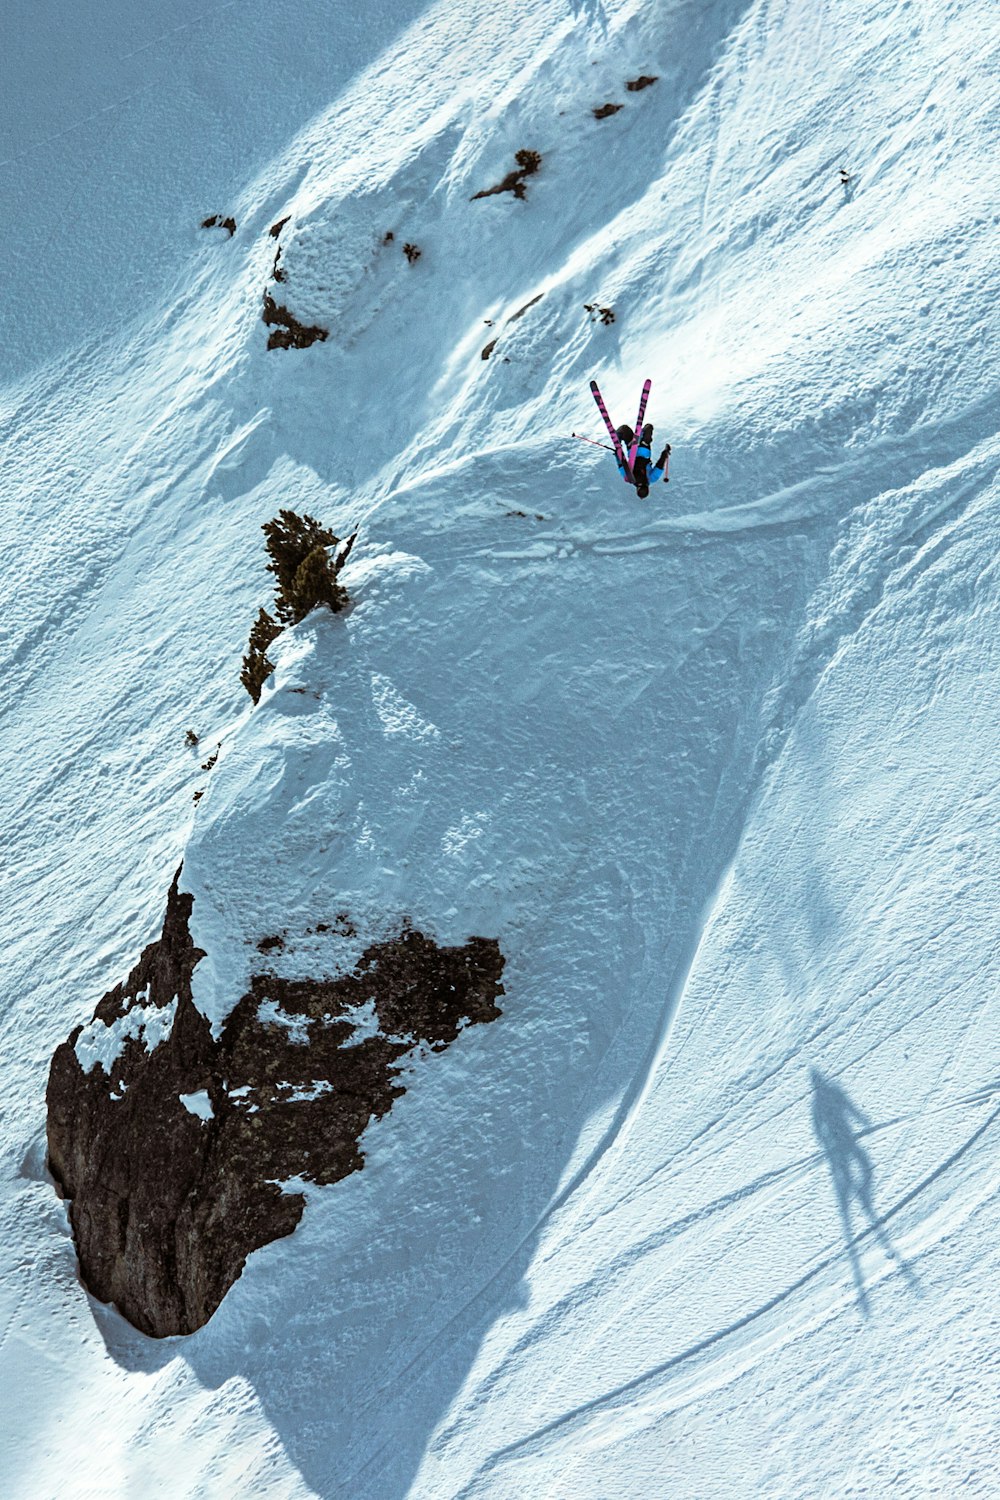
left=589, top=379, right=632, bottom=481
left=627, top=379, right=652, bottom=469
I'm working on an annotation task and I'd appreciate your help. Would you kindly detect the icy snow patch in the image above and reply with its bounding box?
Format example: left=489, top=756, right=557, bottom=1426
left=441, top=813, right=488, bottom=857
left=340, top=997, right=380, bottom=1046
left=74, top=990, right=178, bottom=1076
left=281, top=1081, right=335, bottom=1103
left=179, top=1091, right=214, bottom=1121
left=370, top=673, right=440, bottom=740
left=257, top=998, right=311, bottom=1045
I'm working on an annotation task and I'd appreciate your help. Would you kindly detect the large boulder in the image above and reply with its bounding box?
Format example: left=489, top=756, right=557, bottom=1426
left=47, top=873, right=503, bottom=1337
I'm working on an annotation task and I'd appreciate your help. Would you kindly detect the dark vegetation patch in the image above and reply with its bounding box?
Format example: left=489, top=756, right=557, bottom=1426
left=471, top=149, right=542, bottom=202
left=264, top=510, right=356, bottom=625
left=240, top=512, right=356, bottom=704
left=584, top=302, right=615, bottom=325
left=240, top=607, right=282, bottom=705
left=47, top=875, right=504, bottom=1337
left=256, top=933, right=286, bottom=954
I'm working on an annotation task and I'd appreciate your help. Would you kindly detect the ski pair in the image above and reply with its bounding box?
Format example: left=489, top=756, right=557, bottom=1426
left=589, top=379, right=651, bottom=482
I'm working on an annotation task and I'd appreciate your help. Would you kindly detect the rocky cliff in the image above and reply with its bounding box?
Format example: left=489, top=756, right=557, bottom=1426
left=47, top=873, right=504, bottom=1337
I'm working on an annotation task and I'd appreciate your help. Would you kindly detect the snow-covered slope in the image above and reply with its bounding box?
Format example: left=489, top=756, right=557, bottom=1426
left=2, top=0, right=999, bottom=1493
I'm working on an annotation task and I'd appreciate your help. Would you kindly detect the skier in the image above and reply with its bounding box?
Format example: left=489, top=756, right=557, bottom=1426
left=587, top=378, right=669, bottom=498
left=614, top=423, right=670, bottom=498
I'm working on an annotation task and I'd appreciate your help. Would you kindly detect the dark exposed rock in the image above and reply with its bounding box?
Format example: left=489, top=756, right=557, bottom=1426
left=625, top=75, right=658, bottom=92
left=403, top=241, right=422, bottom=264
left=481, top=293, right=544, bottom=361
left=312, top=913, right=356, bottom=937
left=201, top=214, right=237, bottom=236
left=593, top=103, right=623, bottom=120
left=47, top=874, right=504, bottom=1337
left=261, top=291, right=329, bottom=351
left=269, top=215, right=291, bottom=238
left=508, top=293, right=543, bottom=322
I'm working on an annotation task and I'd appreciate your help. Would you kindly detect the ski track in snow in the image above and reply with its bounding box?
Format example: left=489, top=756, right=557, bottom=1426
left=2, top=0, right=1000, bottom=1495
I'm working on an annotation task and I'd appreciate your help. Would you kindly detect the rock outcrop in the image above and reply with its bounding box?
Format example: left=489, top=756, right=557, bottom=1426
left=261, top=290, right=328, bottom=350
left=47, top=874, right=504, bottom=1337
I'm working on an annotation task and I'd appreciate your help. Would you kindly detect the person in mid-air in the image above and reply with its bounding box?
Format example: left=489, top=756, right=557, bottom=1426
left=615, top=423, right=670, bottom=498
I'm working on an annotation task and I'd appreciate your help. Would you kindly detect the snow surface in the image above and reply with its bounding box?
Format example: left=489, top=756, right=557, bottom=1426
left=74, top=991, right=177, bottom=1078
left=178, top=1091, right=214, bottom=1123
left=2, top=0, right=1000, bottom=1495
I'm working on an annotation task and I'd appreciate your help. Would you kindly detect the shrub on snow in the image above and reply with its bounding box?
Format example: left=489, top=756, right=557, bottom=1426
left=239, top=511, right=357, bottom=703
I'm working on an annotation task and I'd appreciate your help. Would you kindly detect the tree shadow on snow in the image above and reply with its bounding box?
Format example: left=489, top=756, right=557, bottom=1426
left=809, top=1069, right=920, bottom=1317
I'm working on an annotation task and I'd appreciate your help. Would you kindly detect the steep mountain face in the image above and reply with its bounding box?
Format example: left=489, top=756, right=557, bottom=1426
left=47, top=875, right=503, bottom=1336
left=3, top=0, right=1000, bottom=1494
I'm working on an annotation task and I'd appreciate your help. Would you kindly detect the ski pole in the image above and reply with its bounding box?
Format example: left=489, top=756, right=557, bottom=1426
left=569, top=432, right=617, bottom=453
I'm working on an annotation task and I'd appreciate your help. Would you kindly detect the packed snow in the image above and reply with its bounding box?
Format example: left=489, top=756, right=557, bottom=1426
left=2, top=0, right=999, bottom=1495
